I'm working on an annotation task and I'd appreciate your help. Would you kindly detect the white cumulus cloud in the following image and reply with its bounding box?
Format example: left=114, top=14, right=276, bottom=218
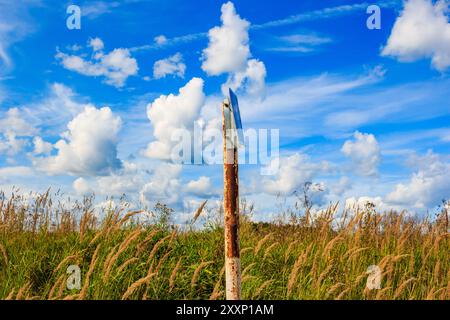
left=0, top=108, right=36, bottom=157
left=154, top=35, right=168, bottom=46
left=201, top=1, right=250, bottom=75
left=56, top=39, right=138, bottom=88
left=0, top=107, right=36, bottom=136
left=184, top=176, right=214, bottom=196
left=223, top=58, right=267, bottom=98
left=88, top=37, right=104, bottom=51
left=35, top=106, right=122, bottom=176
left=144, top=77, right=205, bottom=160
left=140, top=163, right=182, bottom=206
left=153, top=53, right=186, bottom=79
left=95, top=161, right=146, bottom=196
left=261, top=153, right=331, bottom=195
left=32, top=136, right=52, bottom=155
left=70, top=162, right=147, bottom=198
left=0, top=132, right=28, bottom=157
left=386, top=151, right=450, bottom=208
left=202, top=1, right=267, bottom=98
left=382, top=0, right=450, bottom=71
left=345, top=196, right=392, bottom=212
left=342, top=131, right=381, bottom=177
left=73, top=177, right=93, bottom=195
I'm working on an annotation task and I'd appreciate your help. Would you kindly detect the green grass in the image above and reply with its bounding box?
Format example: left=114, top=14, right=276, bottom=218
left=0, top=192, right=448, bottom=300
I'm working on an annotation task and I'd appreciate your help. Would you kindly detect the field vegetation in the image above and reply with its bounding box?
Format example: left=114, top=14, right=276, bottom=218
left=0, top=190, right=448, bottom=300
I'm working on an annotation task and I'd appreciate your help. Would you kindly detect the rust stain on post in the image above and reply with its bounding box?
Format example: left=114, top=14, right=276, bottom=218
left=222, top=101, right=241, bottom=300
left=224, top=154, right=239, bottom=258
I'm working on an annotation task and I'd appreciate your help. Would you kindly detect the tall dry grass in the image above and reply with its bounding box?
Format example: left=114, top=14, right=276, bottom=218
left=0, top=190, right=448, bottom=300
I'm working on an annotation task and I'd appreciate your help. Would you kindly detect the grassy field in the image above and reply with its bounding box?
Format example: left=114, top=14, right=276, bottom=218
left=0, top=191, right=448, bottom=300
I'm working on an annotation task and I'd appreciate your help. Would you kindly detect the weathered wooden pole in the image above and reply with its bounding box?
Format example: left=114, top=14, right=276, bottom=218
left=222, top=99, right=241, bottom=300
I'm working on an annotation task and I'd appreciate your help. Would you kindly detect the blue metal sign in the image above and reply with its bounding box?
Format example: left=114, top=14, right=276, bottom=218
left=229, top=88, right=242, bottom=130
left=228, top=88, right=244, bottom=145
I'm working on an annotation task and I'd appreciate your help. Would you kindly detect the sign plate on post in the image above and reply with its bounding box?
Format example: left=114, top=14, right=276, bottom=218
left=228, top=88, right=244, bottom=146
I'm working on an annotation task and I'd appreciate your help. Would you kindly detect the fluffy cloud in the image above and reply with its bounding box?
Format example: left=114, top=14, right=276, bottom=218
left=386, top=151, right=450, bottom=208
left=35, top=106, right=122, bottom=176
left=201, top=2, right=250, bottom=75
left=56, top=39, right=138, bottom=88
left=140, top=163, right=182, bottom=206
left=202, top=2, right=266, bottom=98
left=70, top=161, right=214, bottom=208
left=154, top=35, right=168, bottom=46
left=0, top=108, right=36, bottom=136
left=0, top=108, right=36, bottom=157
left=71, top=162, right=147, bottom=197
left=223, top=58, right=267, bottom=98
left=0, top=83, right=95, bottom=162
left=331, top=176, right=352, bottom=197
left=184, top=176, right=214, bottom=196
left=382, top=0, right=450, bottom=71
left=153, top=53, right=186, bottom=79
left=144, top=77, right=205, bottom=160
left=88, top=37, right=104, bottom=51
left=261, top=153, right=331, bottom=195
left=345, top=196, right=391, bottom=212
left=32, top=136, right=52, bottom=155
left=0, top=132, right=28, bottom=157
left=95, top=162, right=146, bottom=196
left=342, top=131, right=380, bottom=177
left=73, top=177, right=93, bottom=196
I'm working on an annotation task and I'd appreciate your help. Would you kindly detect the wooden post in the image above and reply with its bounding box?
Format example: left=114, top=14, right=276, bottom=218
left=222, top=99, right=241, bottom=300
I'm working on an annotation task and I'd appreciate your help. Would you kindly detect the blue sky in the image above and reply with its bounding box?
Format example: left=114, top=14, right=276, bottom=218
left=0, top=0, right=449, bottom=222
